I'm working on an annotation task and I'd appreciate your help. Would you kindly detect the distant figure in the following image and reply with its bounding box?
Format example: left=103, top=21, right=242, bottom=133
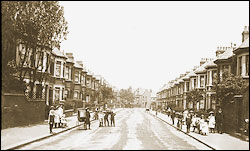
left=58, top=105, right=64, bottom=128
left=54, top=106, right=60, bottom=128
left=208, top=111, right=215, bottom=133
left=98, top=111, right=104, bottom=127
left=104, top=111, right=109, bottom=126
left=216, top=108, right=223, bottom=134
left=86, top=108, right=91, bottom=129
left=200, top=115, right=209, bottom=135
left=48, top=106, right=55, bottom=134
left=171, top=111, right=175, bottom=125
left=186, top=113, right=192, bottom=133
left=110, top=112, right=116, bottom=127
left=60, top=114, right=68, bottom=128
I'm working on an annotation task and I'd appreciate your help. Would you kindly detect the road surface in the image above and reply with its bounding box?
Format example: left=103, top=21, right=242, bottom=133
left=18, top=108, right=211, bottom=150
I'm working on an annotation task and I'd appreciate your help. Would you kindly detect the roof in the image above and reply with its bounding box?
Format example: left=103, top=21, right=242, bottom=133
left=182, top=70, right=196, bottom=80
left=66, top=57, right=74, bottom=63
left=238, top=37, right=249, bottom=49
left=74, top=61, right=83, bottom=69
left=195, top=60, right=214, bottom=74
left=216, top=47, right=234, bottom=60
left=205, top=60, right=217, bottom=69
left=52, top=48, right=67, bottom=58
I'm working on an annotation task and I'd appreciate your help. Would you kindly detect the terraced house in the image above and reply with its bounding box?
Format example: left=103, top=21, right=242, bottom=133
left=156, top=26, right=249, bottom=134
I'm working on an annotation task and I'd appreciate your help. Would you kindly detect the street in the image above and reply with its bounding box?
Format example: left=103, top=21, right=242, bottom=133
left=18, top=108, right=211, bottom=150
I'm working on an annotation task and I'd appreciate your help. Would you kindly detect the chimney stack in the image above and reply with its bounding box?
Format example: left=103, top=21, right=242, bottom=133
left=66, top=53, right=74, bottom=60
left=216, top=46, right=226, bottom=57
left=76, top=61, right=83, bottom=67
left=242, top=26, right=249, bottom=42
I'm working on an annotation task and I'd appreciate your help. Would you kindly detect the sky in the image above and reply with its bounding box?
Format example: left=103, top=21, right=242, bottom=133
left=59, top=1, right=249, bottom=93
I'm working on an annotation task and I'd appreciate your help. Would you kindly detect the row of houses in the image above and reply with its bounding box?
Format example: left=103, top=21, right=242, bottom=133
left=156, top=26, right=249, bottom=134
left=18, top=46, right=113, bottom=110
left=2, top=39, right=116, bottom=129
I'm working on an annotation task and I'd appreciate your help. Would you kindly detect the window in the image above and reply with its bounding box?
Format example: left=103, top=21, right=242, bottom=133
left=65, top=66, right=69, bottom=80
left=193, top=78, right=196, bottom=89
left=75, top=71, right=79, bottom=83
left=186, top=82, right=190, bottom=91
left=200, top=76, right=205, bottom=88
left=50, top=62, right=54, bottom=75
left=55, top=88, right=60, bottom=101
left=246, top=55, right=249, bottom=76
left=239, top=56, right=242, bottom=76
left=74, top=91, right=79, bottom=99
left=212, top=70, right=217, bottom=84
left=55, top=61, right=61, bottom=77
left=207, top=71, right=210, bottom=85
left=64, top=90, right=68, bottom=99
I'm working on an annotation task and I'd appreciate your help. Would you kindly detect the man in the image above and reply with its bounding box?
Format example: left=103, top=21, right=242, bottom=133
left=186, top=113, right=192, bottom=133
left=110, top=112, right=116, bottom=127
left=216, top=108, right=223, bottom=134
left=48, top=106, right=55, bottom=134
left=171, top=111, right=175, bottom=125
left=104, top=111, right=109, bottom=127
left=86, top=108, right=91, bottom=130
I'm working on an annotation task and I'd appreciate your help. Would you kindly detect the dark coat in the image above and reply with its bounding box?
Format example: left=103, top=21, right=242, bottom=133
left=186, top=116, right=192, bottom=125
left=216, top=112, right=223, bottom=123
left=86, top=111, right=91, bottom=124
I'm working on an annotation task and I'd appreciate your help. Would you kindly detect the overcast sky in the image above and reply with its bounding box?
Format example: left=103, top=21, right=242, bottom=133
left=59, top=1, right=249, bottom=93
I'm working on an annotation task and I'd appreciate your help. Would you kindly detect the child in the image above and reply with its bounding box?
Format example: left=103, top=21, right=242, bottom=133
left=60, top=114, right=68, bottom=128
left=200, top=115, right=209, bottom=135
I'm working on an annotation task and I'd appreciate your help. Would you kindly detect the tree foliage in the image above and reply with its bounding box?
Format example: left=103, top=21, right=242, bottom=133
left=119, top=88, right=135, bottom=103
left=100, top=86, right=114, bottom=102
left=2, top=1, right=68, bottom=93
left=213, top=69, right=249, bottom=106
left=186, top=89, right=205, bottom=105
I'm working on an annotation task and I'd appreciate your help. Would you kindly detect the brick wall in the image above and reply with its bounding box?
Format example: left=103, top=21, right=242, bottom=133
left=1, top=93, right=46, bottom=129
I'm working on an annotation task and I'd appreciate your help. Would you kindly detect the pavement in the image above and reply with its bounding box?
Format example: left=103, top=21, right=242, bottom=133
left=149, top=110, right=249, bottom=150
left=1, top=108, right=124, bottom=150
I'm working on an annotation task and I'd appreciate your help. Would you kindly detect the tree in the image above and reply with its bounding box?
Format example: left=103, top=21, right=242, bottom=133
left=213, top=69, right=249, bottom=107
left=2, top=1, right=68, bottom=94
left=119, top=88, right=135, bottom=104
left=186, top=89, right=205, bottom=110
left=100, top=86, right=114, bottom=104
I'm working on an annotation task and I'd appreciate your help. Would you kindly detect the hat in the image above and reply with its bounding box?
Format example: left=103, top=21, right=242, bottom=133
left=50, top=106, right=55, bottom=110
left=209, top=111, right=214, bottom=114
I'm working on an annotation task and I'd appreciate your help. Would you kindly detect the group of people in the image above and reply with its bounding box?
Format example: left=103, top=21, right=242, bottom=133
left=98, top=110, right=116, bottom=127
left=48, top=105, right=68, bottom=134
left=168, top=108, right=223, bottom=135
left=77, top=108, right=116, bottom=130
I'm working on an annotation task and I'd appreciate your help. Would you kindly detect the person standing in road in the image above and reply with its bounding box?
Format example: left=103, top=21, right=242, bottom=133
left=186, top=113, right=192, bottom=133
left=216, top=108, right=223, bottom=134
left=98, top=111, right=104, bottom=127
left=104, top=111, right=109, bottom=127
left=110, top=111, right=116, bottom=127
left=171, top=110, right=175, bottom=125
left=48, top=106, right=55, bottom=134
left=86, top=108, right=91, bottom=130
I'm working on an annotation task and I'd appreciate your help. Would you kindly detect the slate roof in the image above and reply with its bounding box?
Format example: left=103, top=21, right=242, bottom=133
left=216, top=47, right=234, bottom=60
left=52, top=48, right=67, bottom=58
left=74, top=61, right=83, bottom=69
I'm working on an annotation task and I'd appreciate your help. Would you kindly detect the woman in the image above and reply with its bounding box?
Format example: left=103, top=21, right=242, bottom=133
left=208, top=111, right=216, bottom=133
left=48, top=106, right=55, bottom=134
left=200, top=115, right=209, bottom=135
left=54, top=106, right=60, bottom=128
